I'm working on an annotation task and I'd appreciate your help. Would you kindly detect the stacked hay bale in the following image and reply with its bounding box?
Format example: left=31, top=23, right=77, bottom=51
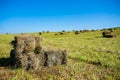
left=10, top=35, right=44, bottom=70
left=10, top=34, right=67, bottom=70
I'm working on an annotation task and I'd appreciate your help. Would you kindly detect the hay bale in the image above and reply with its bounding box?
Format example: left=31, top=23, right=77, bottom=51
left=39, top=32, right=42, bottom=35
left=59, top=32, right=67, bottom=35
left=102, top=31, right=115, bottom=38
left=59, top=32, right=64, bottom=35
left=55, top=33, right=58, bottom=36
left=10, top=34, right=67, bottom=70
left=74, top=31, right=80, bottom=34
left=44, top=49, right=67, bottom=67
left=10, top=34, right=43, bottom=70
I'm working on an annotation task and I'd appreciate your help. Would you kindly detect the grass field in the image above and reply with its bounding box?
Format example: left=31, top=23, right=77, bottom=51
left=0, top=28, right=120, bottom=80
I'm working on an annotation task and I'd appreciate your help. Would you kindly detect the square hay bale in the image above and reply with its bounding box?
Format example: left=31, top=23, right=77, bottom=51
left=44, top=49, right=67, bottom=67
left=21, top=52, right=41, bottom=70
left=10, top=34, right=43, bottom=70
left=24, top=37, right=36, bottom=53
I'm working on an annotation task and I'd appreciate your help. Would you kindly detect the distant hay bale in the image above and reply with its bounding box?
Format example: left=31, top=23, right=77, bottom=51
left=59, top=32, right=64, bottom=35
left=6, top=33, right=9, bottom=35
left=74, top=31, right=80, bottom=34
left=39, top=32, right=42, bottom=35
left=42, top=31, right=45, bottom=33
left=10, top=34, right=67, bottom=70
left=55, top=32, right=67, bottom=35
left=91, top=30, right=95, bottom=32
left=108, top=28, right=114, bottom=32
left=59, top=32, right=67, bottom=35
left=55, top=33, right=58, bottom=36
left=102, top=31, right=116, bottom=38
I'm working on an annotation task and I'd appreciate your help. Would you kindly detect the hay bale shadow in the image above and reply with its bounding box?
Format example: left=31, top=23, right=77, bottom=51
left=0, top=57, right=11, bottom=67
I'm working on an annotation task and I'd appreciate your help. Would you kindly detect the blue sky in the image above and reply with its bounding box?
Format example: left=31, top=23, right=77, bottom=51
left=0, top=0, right=120, bottom=33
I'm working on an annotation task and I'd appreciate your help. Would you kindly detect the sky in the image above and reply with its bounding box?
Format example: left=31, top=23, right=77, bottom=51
left=0, top=0, right=120, bottom=33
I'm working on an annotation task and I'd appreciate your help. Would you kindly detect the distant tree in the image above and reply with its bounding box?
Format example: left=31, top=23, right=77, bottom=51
left=42, top=31, right=45, bottom=33
left=91, top=30, right=95, bottom=32
left=67, top=31, right=70, bottom=33
left=83, top=29, right=90, bottom=32
left=46, top=31, right=50, bottom=33
left=80, top=29, right=90, bottom=33
left=80, top=30, right=83, bottom=32
left=6, top=33, right=9, bottom=35
left=62, top=30, right=66, bottom=32
left=72, top=30, right=76, bottom=32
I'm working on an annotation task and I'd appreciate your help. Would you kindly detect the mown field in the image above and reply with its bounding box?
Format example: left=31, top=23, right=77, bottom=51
left=0, top=28, right=120, bottom=80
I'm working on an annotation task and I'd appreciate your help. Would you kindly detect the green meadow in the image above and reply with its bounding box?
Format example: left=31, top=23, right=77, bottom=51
left=0, top=28, right=120, bottom=80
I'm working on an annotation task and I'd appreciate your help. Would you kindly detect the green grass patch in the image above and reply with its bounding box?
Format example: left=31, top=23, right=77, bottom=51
left=0, top=28, right=120, bottom=80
